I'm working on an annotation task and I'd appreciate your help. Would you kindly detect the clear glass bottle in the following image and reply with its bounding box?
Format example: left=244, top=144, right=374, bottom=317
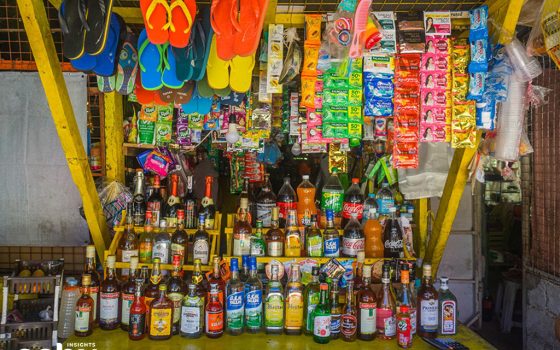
left=199, top=176, right=216, bottom=230
left=180, top=283, right=204, bottom=338
left=120, top=256, right=139, bottom=331
left=323, top=209, right=340, bottom=257
left=153, top=219, right=171, bottom=273
left=75, top=274, right=94, bottom=337
left=357, top=265, right=376, bottom=341
left=245, top=256, right=263, bottom=333
left=438, top=276, right=457, bottom=335
left=99, top=255, right=120, bottom=330
left=341, top=280, right=357, bottom=342
left=397, top=264, right=416, bottom=335
left=226, top=258, right=245, bottom=335
left=277, top=177, right=297, bottom=227
left=117, top=203, right=139, bottom=281
left=167, top=255, right=186, bottom=335
left=83, top=245, right=101, bottom=323
left=147, top=175, right=164, bottom=227
left=233, top=198, right=252, bottom=257
left=191, top=259, right=207, bottom=305
left=284, top=209, right=302, bottom=257
left=330, top=279, right=342, bottom=340
left=164, top=173, right=182, bottom=228
left=192, top=214, right=210, bottom=265
left=284, top=264, right=304, bottom=335
left=312, top=283, right=331, bottom=344
left=377, top=264, right=396, bottom=339
left=148, top=284, right=173, bottom=340
left=303, top=266, right=320, bottom=335
left=256, top=173, right=277, bottom=228
left=251, top=220, right=267, bottom=257
left=306, top=215, right=323, bottom=257
left=144, top=258, right=162, bottom=314
left=207, top=256, right=226, bottom=306
left=417, top=264, right=438, bottom=338
left=264, top=264, right=284, bottom=334
left=184, top=174, right=198, bottom=229
left=265, top=207, right=284, bottom=257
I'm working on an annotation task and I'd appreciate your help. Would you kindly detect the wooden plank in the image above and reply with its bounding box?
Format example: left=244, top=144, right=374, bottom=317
left=104, top=92, right=125, bottom=183
left=414, top=198, right=429, bottom=261
left=113, top=7, right=144, bottom=24
left=16, top=0, right=110, bottom=258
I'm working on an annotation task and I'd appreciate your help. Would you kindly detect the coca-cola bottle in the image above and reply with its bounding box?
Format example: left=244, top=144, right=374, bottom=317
left=342, top=213, right=365, bottom=258
left=383, top=207, right=404, bottom=258
left=256, top=174, right=277, bottom=228
left=277, top=177, right=297, bottom=227
left=342, top=178, right=364, bottom=228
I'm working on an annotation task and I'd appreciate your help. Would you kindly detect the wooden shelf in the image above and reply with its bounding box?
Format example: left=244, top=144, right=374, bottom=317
left=123, top=142, right=156, bottom=150
left=221, top=256, right=415, bottom=264
left=115, top=261, right=212, bottom=272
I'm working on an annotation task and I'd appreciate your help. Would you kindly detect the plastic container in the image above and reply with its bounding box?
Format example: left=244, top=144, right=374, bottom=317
left=505, top=37, right=542, bottom=82
left=494, top=77, right=527, bottom=161
left=57, top=277, right=81, bottom=340
left=296, top=175, right=317, bottom=227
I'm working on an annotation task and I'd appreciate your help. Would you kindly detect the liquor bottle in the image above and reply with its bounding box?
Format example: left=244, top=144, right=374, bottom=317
left=251, top=220, right=266, bottom=256
left=342, top=178, right=364, bottom=227
left=153, top=219, right=171, bottom=275
left=129, top=279, right=147, bottom=340
left=376, top=182, right=395, bottom=216
left=192, top=214, right=210, bottom=265
left=357, top=264, right=376, bottom=341
left=323, top=209, right=340, bottom=257
left=341, top=280, right=357, bottom=342
left=265, top=207, right=284, bottom=257
left=256, top=173, right=277, bottom=227
left=284, top=264, right=304, bottom=335
left=226, top=258, right=245, bottom=335
left=277, top=177, right=297, bottom=226
left=233, top=198, right=252, bottom=256
left=75, top=274, right=94, bottom=337
left=321, top=168, right=344, bottom=224
left=121, top=256, right=139, bottom=331
left=306, top=215, right=323, bottom=257
left=139, top=211, right=154, bottom=263
left=438, top=276, right=457, bottom=335
left=396, top=305, right=413, bottom=348
left=147, top=175, right=164, bottom=227
left=205, top=284, right=224, bottom=338
left=164, top=174, right=182, bottom=228
left=312, top=283, right=331, bottom=344
left=245, top=256, right=263, bottom=333
left=148, top=284, right=173, bottom=340
left=144, top=258, right=162, bottom=313
left=192, top=259, right=207, bottom=304
left=353, top=251, right=365, bottom=296
left=239, top=176, right=254, bottom=224
left=132, top=170, right=146, bottom=227
left=296, top=175, right=316, bottom=227
left=284, top=209, right=302, bottom=257
left=117, top=203, right=139, bottom=281
left=342, top=213, right=365, bottom=257
left=181, top=284, right=204, bottom=338
left=364, top=208, right=384, bottom=258
left=171, top=209, right=188, bottom=267
left=207, top=256, right=226, bottom=305
left=330, top=279, right=342, bottom=340
left=264, top=264, right=284, bottom=334
left=397, top=264, right=417, bottom=335
left=184, top=174, right=198, bottom=229
left=377, top=264, right=397, bottom=339
left=303, top=266, right=320, bottom=335
left=140, top=266, right=149, bottom=287
left=362, top=193, right=378, bottom=224
left=83, top=245, right=101, bottom=322
left=99, top=255, right=120, bottom=330
left=383, top=207, right=404, bottom=258
left=240, top=255, right=250, bottom=283
left=199, top=176, right=216, bottom=230
left=417, top=264, right=438, bottom=338
left=167, top=255, right=186, bottom=335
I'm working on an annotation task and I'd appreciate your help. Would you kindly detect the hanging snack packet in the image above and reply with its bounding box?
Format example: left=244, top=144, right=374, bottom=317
left=138, top=104, right=157, bottom=145
left=155, top=120, right=172, bottom=145
left=157, top=104, right=174, bottom=122
left=397, top=11, right=426, bottom=53
left=467, top=72, right=486, bottom=101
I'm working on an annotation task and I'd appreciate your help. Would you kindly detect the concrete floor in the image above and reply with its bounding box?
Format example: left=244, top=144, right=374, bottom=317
left=475, top=320, right=523, bottom=350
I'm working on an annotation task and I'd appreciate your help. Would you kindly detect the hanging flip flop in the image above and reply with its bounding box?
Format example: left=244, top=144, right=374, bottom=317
left=234, top=0, right=270, bottom=57
left=115, top=31, right=139, bottom=95
left=229, top=53, right=255, bottom=92
left=84, top=0, right=114, bottom=55
left=97, top=75, right=116, bottom=92
left=162, top=44, right=185, bottom=89
left=210, top=0, right=238, bottom=60
left=158, top=86, right=179, bottom=104
left=168, top=0, right=196, bottom=48
left=181, top=86, right=200, bottom=114
left=197, top=73, right=215, bottom=98
left=196, top=94, right=213, bottom=115
left=138, top=29, right=165, bottom=90
left=71, top=52, right=97, bottom=72
left=59, top=0, right=88, bottom=59
left=174, top=81, right=195, bottom=104
left=206, top=36, right=230, bottom=89
left=140, top=0, right=172, bottom=45
left=191, top=5, right=214, bottom=81
left=134, top=74, right=156, bottom=104
left=154, top=90, right=170, bottom=106
left=172, top=37, right=195, bottom=81
left=92, top=13, right=121, bottom=76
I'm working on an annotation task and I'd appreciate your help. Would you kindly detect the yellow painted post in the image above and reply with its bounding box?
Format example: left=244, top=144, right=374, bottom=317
left=485, top=0, right=524, bottom=44
left=414, top=198, right=429, bottom=261
left=424, top=133, right=481, bottom=276
left=16, top=0, right=110, bottom=257
left=104, top=92, right=125, bottom=183
left=264, top=0, right=278, bottom=25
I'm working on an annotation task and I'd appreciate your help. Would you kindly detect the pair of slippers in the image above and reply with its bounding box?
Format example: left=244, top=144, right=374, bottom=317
left=206, top=36, right=255, bottom=93
left=181, top=83, right=214, bottom=115
left=198, top=74, right=246, bottom=106
left=210, top=0, right=270, bottom=60
left=97, top=30, right=139, bottom=95
left=140, top=0, right=196, bottom=48
left=134, top=75, right=195, bottom=106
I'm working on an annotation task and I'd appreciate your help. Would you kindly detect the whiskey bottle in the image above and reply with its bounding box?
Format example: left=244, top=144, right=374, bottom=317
left=357, top=264, right=376, bottom=340
left=148, top=284, right=173, bottom=340
left=75, top=274, right=94, bottom=337
left=192, top=215, right=210, bottom=265
left=233, top=198, right=252, bottom=257
left=417, top=264, right=438, bottom=338
left=167, top=255, right=186, bottom=335
left=83, top=245, right=101, bottom=323
left=121, top=256, right=139, bottom=331
left=117, top=203, right=138, bottom=281
left=265, top=207, right=284, bottom=257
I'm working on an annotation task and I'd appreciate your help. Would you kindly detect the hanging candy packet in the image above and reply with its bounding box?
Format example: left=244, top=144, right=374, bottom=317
left=397, top=11, right=426, bottom=53
left=467, top=72, right=486, bottom=101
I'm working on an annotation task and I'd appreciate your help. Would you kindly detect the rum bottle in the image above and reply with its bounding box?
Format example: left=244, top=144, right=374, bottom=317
left=192, top=214, right=210, bottom=265
left=152, top=219, right=171, bottom=273
left=377, top=264, right=396, bottom=339
left=233, top=198, right=252, bottom=256
left=312, top=283, right=331, bottom=344
left=181, top=284, right=204, bottom=338
left=417, top=264, right=438, bottom=338
left=192, top=258, right=207, bottom=304
left=353, top=251, right=365, bottom=297
left=284, top=264, right=304, bottom=335
left=75, top=274, right=94, bottom=337
left=265, top=207, right=284, bottom=257
left=117, top=203, right=139, bottom=281
left=250, top=220, right=266, bottom=257
left=306, top=214, right=323, bottom=257
left=264, top=264, right=284, bottom=334
left=199, top=176, right=216, bottom=229
left=83, top=245, right=101, bottom=323
left=129, top=279, right=147, bottom=340
left=99, top=255, right=120, bottom=330
left=226, top=258, right=244, bottom=335
left=256, top=173, right=277, bottom=227
left=205, top=284, right=224, bottom=338
left=357, top=264, right=376, bottom=340
left=184, top=174, right=198, bottom=229
left=147, top=175, right=164, bottom=227
left=167, top=255, right=186, bottom=335
left=341, top=281, right=357, bottom=342
left=138, top=211, right=154, bottom=263
left=171, top=209, right=188, bottom=267
left=207, top=256, right=226, bottom=305
left=284, top=209, right=302, bottom=257
left=121, top=256, right=139, bottom=331
left=245, top=256, right=263, bottom=333
left=330, top=279, right=342, bottom=339
left=323, top=209, right=340, bottom=258
left=144, top=258, right=162, bottom=313
left=303, top=266, right=320, bottom=335
left=438, top=276, right=457, bottom=335
left=149, top=284, right=173, bottom=340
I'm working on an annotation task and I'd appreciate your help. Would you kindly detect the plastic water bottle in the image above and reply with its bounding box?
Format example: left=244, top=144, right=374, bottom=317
left=57, top=277, right=81, bottom=340
left=362, top=194, right=378, bottom=224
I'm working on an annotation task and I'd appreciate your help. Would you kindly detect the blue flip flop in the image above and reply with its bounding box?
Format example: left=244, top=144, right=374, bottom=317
left=191, top=5, right=213, bottom=81
left=181, top=87, right=199, bottom=114
left=71, top=52, right=96, bottom=71
left=195, top=87, right=213, bottom=114
left=92, top=13, right=120, bottom=76
left=138, top=29, right=164, bottom=91
left=162, top=45, right=185, bottom=89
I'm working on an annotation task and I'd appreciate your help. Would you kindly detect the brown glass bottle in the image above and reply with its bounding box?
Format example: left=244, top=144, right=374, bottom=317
left=171, top=210, right=188, bottom=268
left=330, top=279, right=342, bottom=339
left=149, top=284, right=174, bottom=340
left=167, top=255, right=186, bottom=335
left=357, top=265, right=377, bottom=341
left=99, top=255, right=120, bottom=330
left=75, top=274, right=94, bottom=337
left=341, top=280, right=357, bottom=342
left=192, top=259, right=207, bottom=305
left=265, top=207, right=284, bottom=257
left=207, top=256, right=225, bottom=305
left=121, top=256, right=139, bottom=331
left=83, top=245, right=101, bottom=323
left=353, top=251, right=365, bottom=299
left=144, top=258, right=162, bottom=314
left=117, top=203, right=139, bottom=282
left=205, top=284, right=224, bottom=338
left=417, top=264, right=438, bottom=338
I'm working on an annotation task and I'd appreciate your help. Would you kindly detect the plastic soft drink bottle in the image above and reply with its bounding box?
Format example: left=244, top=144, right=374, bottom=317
left=362, top=194, right=378, bottom=224
left=58, top=277, right=81, bottom=339
left=321, top=168, right=344, bottom=227
left=277, top=177, right=298, bottom=227
left=364, top=209, right=384, bottom=258
left=296, top=175, right=317, bottom=227
left=342, top=178, right=364, bottom=227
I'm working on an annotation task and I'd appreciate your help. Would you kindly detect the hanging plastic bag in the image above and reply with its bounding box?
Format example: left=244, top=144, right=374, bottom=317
left=98, top=181, right=132, bottom=228
left=280, top=28, right=302, bottom=84
left=527, top=0, right=547, bottom=56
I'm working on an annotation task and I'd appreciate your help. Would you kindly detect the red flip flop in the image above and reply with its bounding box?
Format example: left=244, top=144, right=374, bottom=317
left=140, top=0, right=171, bottom=44
left=210, top=0, right=238, bottom=60
left=234, top=0, right=270, bottom=57
left=168, top=0, right=196, bottom=48
left=135, top=75, right=156, bottom=104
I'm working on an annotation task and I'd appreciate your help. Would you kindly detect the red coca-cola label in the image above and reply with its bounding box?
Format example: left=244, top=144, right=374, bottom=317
left=342, top=238, right=365, bottom=256
left=342, top=202, right=364, bottom=219
left=277, top=201, right=297, bottom=219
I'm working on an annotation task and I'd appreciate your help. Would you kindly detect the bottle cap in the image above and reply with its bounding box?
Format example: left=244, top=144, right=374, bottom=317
left=194, top=258, right=201, bottom=265
left=230, top=258, right=239, bottom=271
left=81, top=274, right=91, bottom=286
left=66, top=277, right=78, bottom=286
left=106, top=255, right=116, bottom=267
left=250, top=256, right=257, bottom=269
left=158, top=284, right=167, bottom=291
left=198, top=213, right=206, bottom=222
left=153, top=257, right=161, bottom=264
left=400, top=305, right=409, bottom=313
left=320, top=283, right=328, bottom=291
left=86, top=245, right=95, bottom=258
left=129, top=256, right=139, bottom=269
left=326, top=209, right=334, bottom=221
left=357, top=251, right=365, bottom=263
left=240, top=198, right=249, bottom=209
left=172, top=254, right=181, bottom=266
left=352, top=178, right=360, bottom=184
left=256, top=220, right=263, bottom=228
left=423, top=264, right=432, bottom=277
left=332, top=168, right=338, bottom=174
left=241, top=255, right=249, bottom=267
left=302, top=175, right=309, bottom=180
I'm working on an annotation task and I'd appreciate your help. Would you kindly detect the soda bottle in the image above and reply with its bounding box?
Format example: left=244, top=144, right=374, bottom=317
left=277, top=177, right=297, bottom=227
left=256, top=174, right=277, bottom=227
left=341, top=213, right=365, bottom=258
left=383, top=207, right=404, bottom=259
left=364, top=209, right=384, bottom=258
left=320, top=168, right=344, bottom=225
left=376, top=182, right=395, bottom=217
left=342, top=178, right=364, bottom=227
left=362, top=194, right=378, bottom=224
left=296, top=175, right=316, bottom=227
left=323, top=209, right=340, bottom=257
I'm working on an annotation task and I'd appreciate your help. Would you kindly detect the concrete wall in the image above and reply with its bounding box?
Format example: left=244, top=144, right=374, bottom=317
left=525, top=270, right=560, bottom=349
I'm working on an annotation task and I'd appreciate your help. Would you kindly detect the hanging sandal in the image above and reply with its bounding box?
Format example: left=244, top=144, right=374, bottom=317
left=229, top=53, right=255, bottom=92
left=84, top=0, right=115, bottom=55
left=162, top=44, right=185, bottom=89
left=92, top=13, right=122, bottom=76
left=138, top=29, right=165, bottom=90
left=140, top=0, right=172, bottom=45
left=191, top=5, right=213, bottom=81
left=206, top=36, right=230, bottom=89
left=59, top=0, right=88, bottom=60
left=115, top=31, right=139, bottom=95
left=210, top=0, right=239, bottom=60
left=134, top=74, right=156, bottom=104
left=234, top=0, right=270, bottom=57
left=168, top=0, right=196, bottom=48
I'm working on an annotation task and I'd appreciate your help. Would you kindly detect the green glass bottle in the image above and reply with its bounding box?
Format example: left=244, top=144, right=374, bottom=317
left=264, top=264, right=284, bottom=334
left=251, top=220, right=267, bottom=257
left=303, top=266, right=321, bottom=335
left=312, top=283, right=331, bottom=344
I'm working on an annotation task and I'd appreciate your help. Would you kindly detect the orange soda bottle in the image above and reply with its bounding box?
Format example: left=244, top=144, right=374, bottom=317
left=364, top=208, right=384, bottom=258
left=296, top=175, right=317, bottom=227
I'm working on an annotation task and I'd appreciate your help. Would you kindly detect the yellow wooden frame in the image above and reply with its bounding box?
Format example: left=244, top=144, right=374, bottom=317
left=104, top=92, right=125, bottom=183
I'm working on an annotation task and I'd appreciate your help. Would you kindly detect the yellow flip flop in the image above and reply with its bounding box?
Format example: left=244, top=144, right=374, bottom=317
left=229, top=53, right=255, bottom=93
left=206, top=36, right=230, bottom=90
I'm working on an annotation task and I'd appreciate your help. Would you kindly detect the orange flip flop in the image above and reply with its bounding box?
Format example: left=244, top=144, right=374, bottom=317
left=169, top=0, right=196, bottom=48
left=210, top=0, right=238, bottom=60
left=140, top=0, right=171, bottom=44
left=135, top=75, right=156, bottom=104
left=234, top=0, right=270, bottom=56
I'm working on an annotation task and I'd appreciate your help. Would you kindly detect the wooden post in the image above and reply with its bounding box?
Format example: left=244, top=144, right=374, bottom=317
left=16, top=0, right=110, bottom=257
left=414, top=198, right=429, bottom=261
left=104, top=92, right=125, bottom=183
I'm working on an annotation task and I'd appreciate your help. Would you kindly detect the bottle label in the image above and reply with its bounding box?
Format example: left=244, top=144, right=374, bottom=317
left=265, top=294, right=284, bottom=327
left=285, top=234, right=302, bottom=256
left=331, top=314, right=341, bottom=335
left=205, top=310, right=223, bottom=334
left=150, top=308, right=172, bottom=336
left=324, top=237, right=340, bottom=257
left=99, top=292, right=119, bottom=324
left=277, top=201, right=297, bottom=219
left=144, top=297, right=155, bottom=312
left=139, top=242, right=153, bottom=262
left=171, top=243, right=185, bottom=265
left=121, top=249, right=138, bottom=276
left=256, top=202, right=275, bottom=227
left=305, top=292, right=319, bottom=331
left=441, top=300, right=457, bottom=334
left=342, top=202, right=364, bottom=220
left=321, top=191, right=344, bottom=213
left=285, top=293, right=303, bottom=329
left=420, top=299, right=438, bottom=331
left=205, top=218, right=215, bottom=230
left=313, top=315, right=331, bottom=338
left=411, top=309, right=417, bottom=334
left=359, top=303, right=376, bottom=335
left=130, top=313, right=146, bottom=337
left=121, top=293, right=134, bottom=325
left=376, top=198, right=394, bottom=215
left=250, top=238, right=266, bottom=256
left=377, top=308, right=396, bottom=336
left=267, top=241, right=283, bottom=257
left=89, top=287, right=99, bottom=321
left=181, top=305, right=201, bottom=334
left=168, top=292, right=184, bottom=325
left=233, top=234, right=251, bottom=256
left=342, top=237, right=365, bottom=256
left=147, top=202, right=161, bottom=225
left=341, top=314, right=357, bottom=337
left=152, top=242, right=170, bottom=264
left=185, top=200, right=197, bottom=229
left=226, top=291, right=244, bottom=330
left=75, top=308, right=91, bottom=332
left=193, top=240, right=209, bottom=265
left=397, top=316, right=411, bottom=347
left=307, top=236, right=323, bottom=257
left=245, top=290, right=263, bottom=329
